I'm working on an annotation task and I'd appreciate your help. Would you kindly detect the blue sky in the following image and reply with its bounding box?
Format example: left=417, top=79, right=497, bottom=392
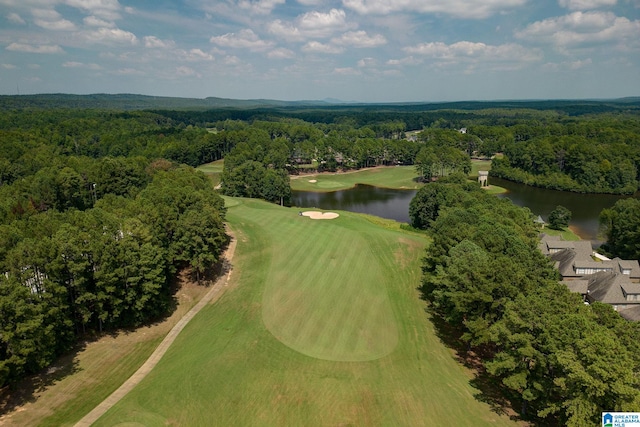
left=0, top=0, right=638, bottom=102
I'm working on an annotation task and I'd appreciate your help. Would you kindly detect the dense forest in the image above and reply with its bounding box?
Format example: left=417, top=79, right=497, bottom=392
left=409, top=175, right=640, bottom=426
left=1, top=96, right=639, bottom=418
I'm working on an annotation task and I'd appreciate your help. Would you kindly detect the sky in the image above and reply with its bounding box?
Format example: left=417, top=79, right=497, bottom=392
left=0, top=0, right=639, bottom=102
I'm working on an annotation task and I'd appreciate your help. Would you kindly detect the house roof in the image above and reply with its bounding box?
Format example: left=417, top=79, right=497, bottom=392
left=562, top=279, right=588, bottom=295
left=621, top=282, right=640, bottom=295
left=574, top=260, right=614, bottom=270
left=619, top=306, right=640, bottom=322
left=616, top=259, right=640, bottom=278
left=587, top=272, right=626, bottom=304
left=550, top=248, right=581, bottom=277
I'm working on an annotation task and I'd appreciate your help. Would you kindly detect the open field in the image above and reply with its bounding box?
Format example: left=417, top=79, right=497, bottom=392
left=290, top=166, right=422, bottom=192
left=93, top=199, right=519, bottom=426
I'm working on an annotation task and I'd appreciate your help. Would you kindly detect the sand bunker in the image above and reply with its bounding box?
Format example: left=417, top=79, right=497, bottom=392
left=302, top=211, right=339, bottom=220
left=308, top=179, right=317, bottom=183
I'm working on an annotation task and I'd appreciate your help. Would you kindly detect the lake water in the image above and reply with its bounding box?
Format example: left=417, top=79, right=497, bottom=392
left=291, top=179, right=640, bottom=243
left=292, top=185, right=417, bottom=223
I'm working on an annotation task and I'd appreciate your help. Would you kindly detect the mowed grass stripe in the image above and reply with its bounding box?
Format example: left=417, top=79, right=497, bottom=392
left=260, top=213, right=397, bottom=361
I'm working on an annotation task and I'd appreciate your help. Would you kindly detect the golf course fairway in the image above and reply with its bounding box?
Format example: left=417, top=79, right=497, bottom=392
left=93, top=198, right=518, bottom=426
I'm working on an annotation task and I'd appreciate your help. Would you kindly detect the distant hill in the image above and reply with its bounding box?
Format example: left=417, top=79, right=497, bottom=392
left=0, top=93, right=333, bottom=110
left=0, top=93, right=638, bottom=114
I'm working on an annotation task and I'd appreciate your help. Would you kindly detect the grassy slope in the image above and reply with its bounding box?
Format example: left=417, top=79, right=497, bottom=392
left=94, top=199, right=518, bottom=426
left=290, top=166, right=421, bottom=192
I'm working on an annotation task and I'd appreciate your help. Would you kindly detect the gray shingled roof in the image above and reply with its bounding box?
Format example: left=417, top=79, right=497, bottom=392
left=616, top=259, right=640, bottom=279
left=621, top=282, right=640, bottom=295
left=562, top=279, right=588, bottom=295
left=619, top=306, right=640, bottom=322
left=550, top=248, right=580, bottom=277
left=587, top=272, right=628, bottom=305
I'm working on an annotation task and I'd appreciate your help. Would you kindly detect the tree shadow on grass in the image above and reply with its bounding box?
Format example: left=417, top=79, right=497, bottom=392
left=0, top=345, right=82, bottom=418
left=0, top=233, right=234, bottom=421
left=421, top=299, right=527, bottom=424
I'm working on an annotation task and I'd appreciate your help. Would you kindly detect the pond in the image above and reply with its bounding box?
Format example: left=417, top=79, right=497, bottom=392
left=292, top=185, right=417, bottom=223
left=291, top=179, right=640, bottom=243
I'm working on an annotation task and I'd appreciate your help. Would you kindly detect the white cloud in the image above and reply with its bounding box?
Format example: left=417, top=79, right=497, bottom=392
left=237, top=0, right=285, bottom=14
left=403, top=41, right=543, bottom=69
left=342, top=0, right=528, bottom=19
left=558, top=0, right=617, bottom=10
left=333, top=66, right=361, bottom=75
left=516, top=11, right=640, bottom=49
left=268, top=8, right=355, bottom=41
left=1, top=63, right=17, bottom=69
left=179, top=48, right=214, bottom=61
left=143, top=36, right=175, bottom=49
left=542, top=57, right=593, bottom=70
left=63, top=61, right=102, bottom=69
left=210, top=29, right=274, bottom=51
left=63, top=0, right=122, bottom=20
left=111, top=67, right=144, bottom=75
left=6, top=42, right=64, bottom=53
left=268, top=47, right=295, bottom=59
left=302, top=40, right=345, bottom=53
left=299, top=9, right=348, bottom=32
left=175, top=65, right=200, bottom=77
left=268, top=20, right=304, bottom=41
left=81, top=27, right=138, bottom=44
left=7, top=12, right=25, bottom=24
left=31, top=8, right=76, bottom=31
left=83, top=15, right=115, bottom=27
left=357, top=57, right=376, bottom=67
left=332, top=30, right=386, bottom=47
left=224, top=55, right=241, bottom=65
left=27, top=63, right=40, bottom=69
left=386, top=56, right=422, bottom=66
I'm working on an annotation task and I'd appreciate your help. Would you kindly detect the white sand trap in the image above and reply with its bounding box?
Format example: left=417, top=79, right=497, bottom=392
left=308, top=179, right=317, bottom=183
left=302, top=211, right=339, bottom=220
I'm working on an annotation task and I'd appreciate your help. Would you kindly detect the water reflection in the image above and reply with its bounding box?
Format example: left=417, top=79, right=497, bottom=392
left=292, top=180, right=639, bottom=242
left=491, top=177, right=639, bottom=242
left=292, top=185, right=417, bottom=223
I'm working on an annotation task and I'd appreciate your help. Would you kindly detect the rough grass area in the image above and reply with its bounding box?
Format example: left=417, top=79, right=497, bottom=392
left=0, top=275, right=213, bottom=427
left=93, top=199, right=519, bottom=427
left=290, top=166, right=422, bottom=192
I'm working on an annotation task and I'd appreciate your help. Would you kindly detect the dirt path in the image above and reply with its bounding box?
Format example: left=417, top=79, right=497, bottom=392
left=74, top=233, right=237, bottom=427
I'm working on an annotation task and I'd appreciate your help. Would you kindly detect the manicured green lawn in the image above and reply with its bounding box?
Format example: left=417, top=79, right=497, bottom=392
left=470, top=159, right=492, bottom=177
left=196, top=159, right=224, bottom=187
left=290, top=166, right=422, bottom=192
left=541, top=226, right=582, bottom=241
left=94, top=199, right=518, bottom=427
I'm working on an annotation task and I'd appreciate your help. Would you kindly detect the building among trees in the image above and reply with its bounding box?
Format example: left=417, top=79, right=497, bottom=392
left=539, top=234, right=640, bottom=315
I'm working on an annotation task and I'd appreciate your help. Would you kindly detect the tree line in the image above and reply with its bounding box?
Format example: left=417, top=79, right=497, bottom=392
left=409, top=176, right=640, bottom=426
left=0, top=156, right=227, bottom=389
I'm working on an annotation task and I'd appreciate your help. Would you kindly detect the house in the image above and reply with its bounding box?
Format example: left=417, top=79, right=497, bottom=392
left=539, top=234, right=640, bottom=318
